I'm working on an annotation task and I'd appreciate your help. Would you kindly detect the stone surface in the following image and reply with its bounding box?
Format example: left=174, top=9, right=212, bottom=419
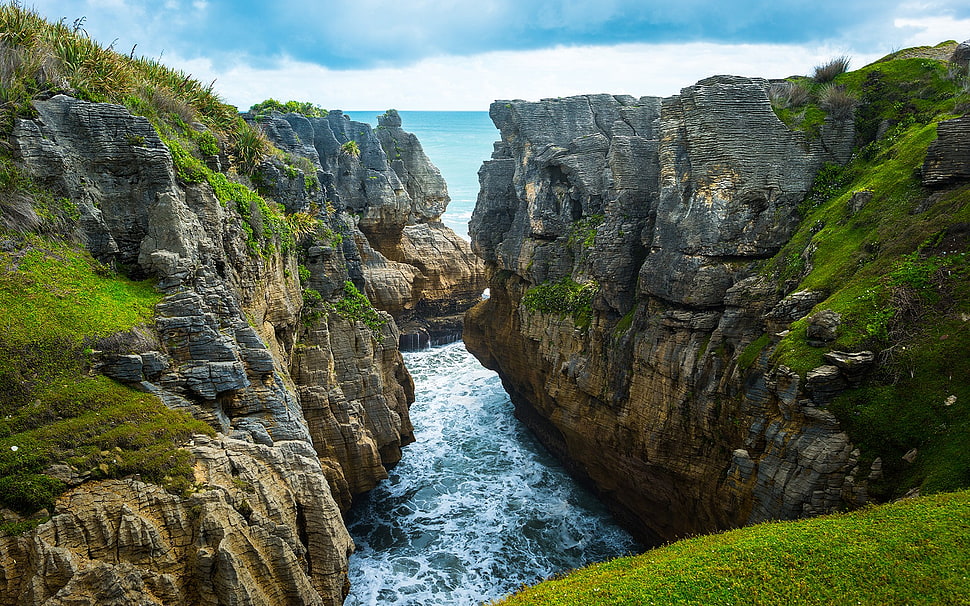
left=6, top=95, right=456, bottom=605
left=0, top=437, right=353, bottom=606
left=252, top=110, right=485, bottom=328
left=465, top=83, right=862, bottom=544
left=922, top=116, right=970, bottom=188
left=951, top=39, right=970, bottom=67
left=806, top=309, right=841, bottom=346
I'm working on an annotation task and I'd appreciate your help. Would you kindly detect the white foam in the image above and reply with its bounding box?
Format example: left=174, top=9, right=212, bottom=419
left=346, top=342, right=637, bottom=606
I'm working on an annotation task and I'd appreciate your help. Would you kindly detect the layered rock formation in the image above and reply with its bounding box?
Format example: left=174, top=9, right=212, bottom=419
left=0, top=96, right=457, bottom=604
left=465, top=81, right=865, bottom=543
left=253, top=108, right=484, bottom=347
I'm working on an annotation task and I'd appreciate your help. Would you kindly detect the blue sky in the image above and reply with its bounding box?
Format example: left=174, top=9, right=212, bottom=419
left=24, top=0, right=970, bottom=110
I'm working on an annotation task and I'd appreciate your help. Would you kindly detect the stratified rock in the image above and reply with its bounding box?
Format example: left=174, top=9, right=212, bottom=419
left=9, top=94, right=425, bottom=604
left=253, top=110, right=485, bottom=332
left=0, top=437, right=352, bottom=606
left=923, top=116, right=970, bottom=188
left=823, top=350, right=875, bottom=386
left=376, top=109, right=448, bottom=223
left=951, top=39, right=970, bottom=67
left=466, top=82, right=860, bottom=544
left=806, top=309, right=841, bottom=346
left=805, top=365, right=847, bottom=406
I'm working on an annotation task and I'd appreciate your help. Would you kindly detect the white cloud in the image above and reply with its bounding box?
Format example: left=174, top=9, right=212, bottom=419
left=169, top=41, right=885, bottom=111
left=894, top=15, right=970, bottom=46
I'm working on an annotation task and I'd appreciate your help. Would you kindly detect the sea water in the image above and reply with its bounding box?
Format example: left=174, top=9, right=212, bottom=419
left=344, top=343, right=637, bottom=606
left=343, top=110, right=496, bottom=240
left=342, top=113, right=636, bottom=604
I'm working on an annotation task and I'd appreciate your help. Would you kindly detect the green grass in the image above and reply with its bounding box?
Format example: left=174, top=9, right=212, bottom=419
left=522, top=277, right=597, bottom=326
left=490, top=490, right=970, bottom=605
left=760, top=54, right=970, bottom=498
left=0, top=236, right=212, bottom=518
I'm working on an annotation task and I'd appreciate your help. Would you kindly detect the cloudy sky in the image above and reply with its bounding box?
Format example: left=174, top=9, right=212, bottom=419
left=24, top=0, right=970, bottom=111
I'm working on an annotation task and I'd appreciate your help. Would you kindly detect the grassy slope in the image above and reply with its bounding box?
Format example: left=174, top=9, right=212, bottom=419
left=0, top=5, right=243, bottom=531
left=0, top=233, right=213, bottom=529
left=768, top=54, right=970, bottom=498
left=491, top=490, right=970, bottom=606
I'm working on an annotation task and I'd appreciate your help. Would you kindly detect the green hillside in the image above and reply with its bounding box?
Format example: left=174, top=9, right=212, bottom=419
left=490, top=490, right=970, bottom=606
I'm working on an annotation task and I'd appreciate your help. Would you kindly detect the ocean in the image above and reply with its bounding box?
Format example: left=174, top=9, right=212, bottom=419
left=344, top=344, right=637, bottom=606
left=345, top=110, right=497, bottom=240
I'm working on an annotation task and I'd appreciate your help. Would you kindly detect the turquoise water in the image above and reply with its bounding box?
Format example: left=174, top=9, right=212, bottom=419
left=346, top=111, right=497, bottom=239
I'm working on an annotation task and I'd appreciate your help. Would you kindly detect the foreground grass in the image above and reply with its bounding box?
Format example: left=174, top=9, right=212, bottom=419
left=491, top=490, right=970, bottom=605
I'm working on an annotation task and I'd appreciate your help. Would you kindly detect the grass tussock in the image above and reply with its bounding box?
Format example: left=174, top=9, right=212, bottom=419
left=813, top=55, right=851, bottom=83
left=491, top=490, right=970, bottom=606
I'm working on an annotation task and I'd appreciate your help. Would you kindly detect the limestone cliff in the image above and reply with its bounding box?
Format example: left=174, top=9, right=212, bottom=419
left=0, top=95, right=428, bottom=604
left=466, top=60, right=969, bottom=544
left=252, top=108, right=485, bottom=348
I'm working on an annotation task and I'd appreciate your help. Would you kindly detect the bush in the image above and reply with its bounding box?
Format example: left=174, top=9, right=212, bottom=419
left=819, top=83, right=858, bottom=120
left=250, top=99, right=328, bottom=119
left=340, top=140, right=361, bottom=158
left=814, top=55, right=851, bottom=83
left=331, top=281, right=386, bottom=333
left=521, top=277, right=597, bottom=325
left=768, top=81, right=811, bottom=108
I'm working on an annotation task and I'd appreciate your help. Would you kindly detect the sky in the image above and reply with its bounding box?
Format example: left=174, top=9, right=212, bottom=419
left=22, top=0, right=970, bottom=111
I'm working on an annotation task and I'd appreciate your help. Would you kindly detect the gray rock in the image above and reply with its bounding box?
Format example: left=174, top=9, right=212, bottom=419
left=923, top=116, right=970, bottom=188
left=951, top=39, right=970, bottom=67
left=805, top=365, right=847, bottom=406
left=806, top=309, right=841, bottom=346
left=847, top=190, right=873, bottom=215
left=823, top=350, right=875, bottom=386
left=100, top=354, right=145, bottom=383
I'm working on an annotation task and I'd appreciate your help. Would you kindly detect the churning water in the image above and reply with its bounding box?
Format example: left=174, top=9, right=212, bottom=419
left=344, top=343, right=637, bottom=606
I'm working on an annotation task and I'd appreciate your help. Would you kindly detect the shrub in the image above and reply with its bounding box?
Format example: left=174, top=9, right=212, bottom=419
left=813, top=55, right=851, bottom=83
left=250, top=99, right=327, bottom=119
left=768, top=80, right=811, bottom=108
left=230, top=120, right=270, bottom=175
left=521, top=277, right=597, bottom=325
left=340, top=140, right=361, bottom=158
left=819, top=83, right=858, bottom=120
left=331, top=281, right=386, bottom=333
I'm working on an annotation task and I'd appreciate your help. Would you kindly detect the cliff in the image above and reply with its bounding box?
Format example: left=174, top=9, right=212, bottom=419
left=0, top=8, right=479, bottom=600
left=253, top=107, right=485, bottom=348
left=466, top=47, right=970, bottom=544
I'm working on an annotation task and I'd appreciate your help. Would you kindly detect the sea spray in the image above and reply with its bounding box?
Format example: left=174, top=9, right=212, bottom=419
left=345, top=342, right=637, bottom=606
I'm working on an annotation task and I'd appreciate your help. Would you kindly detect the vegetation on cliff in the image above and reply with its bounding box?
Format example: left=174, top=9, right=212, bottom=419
left=0, top=233, right=213, bottom=528
left=0, top=4, right=295, bottom=529
left=489, top=489, right=970, bottom=606
left=765, top=49, right=970, bottom=499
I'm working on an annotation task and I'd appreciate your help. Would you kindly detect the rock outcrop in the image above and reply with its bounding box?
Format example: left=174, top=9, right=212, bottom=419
left=0, top=437, right=352, bottom=605
left=252, top=108, right=484, bottom=348
left=465, top=82, right=864, bottom=543
left=1, top=95, right=455, bottom=604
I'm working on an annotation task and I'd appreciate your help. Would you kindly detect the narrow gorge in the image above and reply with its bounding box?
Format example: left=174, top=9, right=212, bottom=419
left=1, top=6, right=969, bottom=603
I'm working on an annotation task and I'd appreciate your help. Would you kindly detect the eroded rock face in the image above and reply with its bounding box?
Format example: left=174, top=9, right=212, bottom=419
left=252, top=109, right=485, bottom=341
left=7, top=95, right=423, bottom=604
left=465, top=83, right=861, bottom=543
left=0, top=437, right=352, bottom=606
